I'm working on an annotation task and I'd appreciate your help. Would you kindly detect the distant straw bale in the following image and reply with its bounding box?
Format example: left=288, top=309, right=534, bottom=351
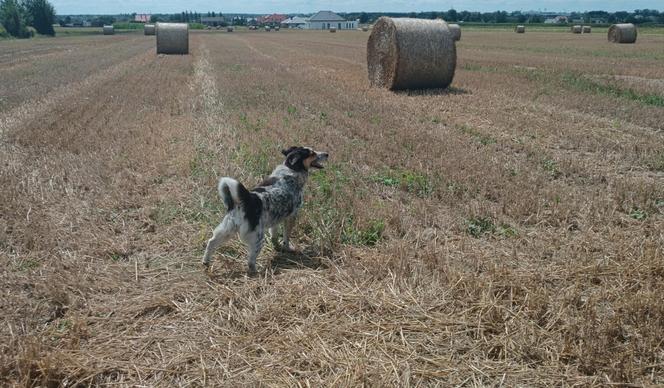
left=515, top=25, right=525, bottom=33
left=103, top=25, right=114, bottom=35
left=571, top=25, right=582, bottom=34
left=582, top=25, right=591, bottom=33
left=144, top=24, right=155, bottom=35
left=367, top=17, right=456, bottom=90
left=448, top=23, right=461, bottom=41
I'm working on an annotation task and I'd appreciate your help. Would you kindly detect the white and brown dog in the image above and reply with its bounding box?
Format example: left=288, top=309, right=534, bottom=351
left=202, top=146, right=329, bottom=273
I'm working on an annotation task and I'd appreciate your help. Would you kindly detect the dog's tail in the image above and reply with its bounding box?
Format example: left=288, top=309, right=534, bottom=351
left=218, top=177, right=251, bottom=211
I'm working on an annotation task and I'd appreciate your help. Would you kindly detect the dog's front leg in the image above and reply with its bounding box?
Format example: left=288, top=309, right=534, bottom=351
left=282, top=216, right=296, bottom=252
left=269, top=225, right=280, bottom=248
left=241, top=228, right=264, bottom=274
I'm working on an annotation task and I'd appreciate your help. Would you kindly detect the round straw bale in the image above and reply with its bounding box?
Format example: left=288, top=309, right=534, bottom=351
left=144, top=24, right=155, bottom=35
left=571, top=25, right=582, bottom=34
left=515, top=25, right=525, bottom=33
left=265, top=26, right=271, bottom=31
left=608, top=23, right=637, bottom=43
left=448, top=23, right=461, bottom=41
left=227, top=26, right=234, bottom=32
left=103, top=25, right=114, bottom=35
left=367, top=17, right=456, bottom=90
left=330, top=26, right=337, bottom=33
left=156, top=23, right=189, bottom=55
left=362, top=26, right=368, bottom=32
left=582, top=25, right=591, bottom=33
left=275, top=26, right=280, bottom=31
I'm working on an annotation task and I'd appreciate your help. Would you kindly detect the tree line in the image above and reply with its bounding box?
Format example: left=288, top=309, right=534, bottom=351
left=0, top=0, right=55, bottom=37
left=345, top=9, right=664, bottom=24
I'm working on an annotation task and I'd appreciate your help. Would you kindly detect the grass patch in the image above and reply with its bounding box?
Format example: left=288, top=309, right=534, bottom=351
left=562, top=72, right=664, bottom=107
left=466, top=217, right=495, bottom=238
left=457, top=125, right=496, bottom=146
left=343, top=219, right=385, bottom=247
left=646, top=151, right=664, bottom=172
left=466, top=217, right=517, bottom=238
left=542, top=158, right=562, bottom=179
left=372, top=169, right=433, bottom=197
left=629, top=208, right=647, bottom=221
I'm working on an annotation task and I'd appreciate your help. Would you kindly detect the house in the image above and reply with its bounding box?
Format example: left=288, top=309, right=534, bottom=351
left=306, top=11, right=357, bottom=30
left=544, top=15, right=568, bottom=24
left=258, top=14, right=288, bottom=26
left=281, top=16, right=308, bottom=29
left=134, top=14, right=151, bottom=23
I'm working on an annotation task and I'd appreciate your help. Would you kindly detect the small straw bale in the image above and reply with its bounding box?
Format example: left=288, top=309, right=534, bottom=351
left=156, top=23, right=189, bottom=55
left=608, top=23, right=637, bottom=43
left=571, top=25, right=582, bottom=34
left=275, top=26, right=280, bottom=31
left=103, top=25, right=114, bottom=35
left=330, top=26, right=337, bottom=33
left=448, top=23, right=461, bottom=41
left=144, top=24, right=155, bottom=35
left=582, top=25, right=591, bottom=33
left=265, top=26, right=271, bottom=31
left=362, top=26, right=368, bottom=32
left=515, top=25, right=525, bottom=33
left=367, top=17, right=456, bottom=90
left=227, top=26, right=234, bottom=32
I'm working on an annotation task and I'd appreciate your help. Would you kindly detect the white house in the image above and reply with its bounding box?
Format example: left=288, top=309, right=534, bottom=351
left=306, top=11, right=357, bottom=30
left=282, top=16, right=308, bottom=29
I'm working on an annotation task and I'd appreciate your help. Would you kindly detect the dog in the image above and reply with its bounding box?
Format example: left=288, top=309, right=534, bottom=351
left=202, top=146, right=329, bottom=273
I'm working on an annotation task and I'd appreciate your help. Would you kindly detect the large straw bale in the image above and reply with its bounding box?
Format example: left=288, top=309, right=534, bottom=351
left=608, top=23, right=637, bottom=43
left=227, top=26, right=234, bottom=32
left=571, top=25, right=582, bottom=34
left=156, top=23, right=189, bottom=55
left=144, top=24, right=155, bottom=35
left=582, top=25, right=591, bottom=33
left=103, top=25, right=114, bottom=35
left=515, top=25, right=525, bottom=33
left=330, top=26, right=337, bottom=33
left=448, top=23, right=461, bottom=41
left=367, top=17, right=456, bottom=90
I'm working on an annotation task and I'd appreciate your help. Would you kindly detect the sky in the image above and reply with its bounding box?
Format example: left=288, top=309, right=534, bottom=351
left=51, top=0, right=664, bottom=15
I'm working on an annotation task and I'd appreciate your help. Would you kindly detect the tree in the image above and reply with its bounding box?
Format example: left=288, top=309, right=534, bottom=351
left=0, top=0, right=31, bottom=37
left=24, top=0, right=55, bottom=36
left=446, top=8, right=458, bottom=22
left=359, top=12, right=369, bottom=23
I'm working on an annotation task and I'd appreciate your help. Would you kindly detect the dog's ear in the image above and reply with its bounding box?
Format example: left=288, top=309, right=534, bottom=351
left=284, top=148, right=307, bottom=171
left=282, top=146, right=298, bottom=156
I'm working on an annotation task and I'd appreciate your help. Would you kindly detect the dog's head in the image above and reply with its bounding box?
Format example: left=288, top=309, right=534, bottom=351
left=282, top=146, right=329, bottom=172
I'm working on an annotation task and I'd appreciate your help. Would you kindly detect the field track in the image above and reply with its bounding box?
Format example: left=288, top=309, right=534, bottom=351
left=1, top=29, right=664, bottom=386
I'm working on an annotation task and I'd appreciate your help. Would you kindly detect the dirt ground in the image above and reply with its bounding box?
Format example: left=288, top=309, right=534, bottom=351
left=1, top=28, right=663, bottom=386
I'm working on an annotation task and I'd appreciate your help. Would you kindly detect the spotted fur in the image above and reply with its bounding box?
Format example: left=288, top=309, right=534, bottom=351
left=202, top=147, right=329, bottom=274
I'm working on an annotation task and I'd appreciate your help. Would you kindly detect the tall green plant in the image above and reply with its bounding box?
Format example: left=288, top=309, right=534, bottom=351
left=24, top=0, right=55, bottom=36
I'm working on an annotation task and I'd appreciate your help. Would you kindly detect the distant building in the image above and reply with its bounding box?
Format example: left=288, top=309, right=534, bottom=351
left=282, top=16, right=308, bottom=29
left=544, top=15, right=569, bottom=24
left=259, top=14, right=288, bottom=25
left=306, top=10, right=357, bottom=30
left=134, top=14, right=151, bottom=23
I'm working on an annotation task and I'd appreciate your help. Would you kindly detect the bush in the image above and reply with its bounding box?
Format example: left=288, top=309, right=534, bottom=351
left=112, top=22, right=144, bottom=30
left=0, top=24, right=9, bottom=37
left=0, top=0, right=31, bottom=38
left=189, top=22, right=205, bottom=30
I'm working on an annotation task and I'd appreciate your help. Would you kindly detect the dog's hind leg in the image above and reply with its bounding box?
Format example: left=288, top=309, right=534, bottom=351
left=241, top=228, right=264, bottom=274
left=202, top=215, right=237, bottom=266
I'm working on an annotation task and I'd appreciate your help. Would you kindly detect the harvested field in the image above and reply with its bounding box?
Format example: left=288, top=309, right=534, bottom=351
left=1, top=29, right=664, bottom=386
